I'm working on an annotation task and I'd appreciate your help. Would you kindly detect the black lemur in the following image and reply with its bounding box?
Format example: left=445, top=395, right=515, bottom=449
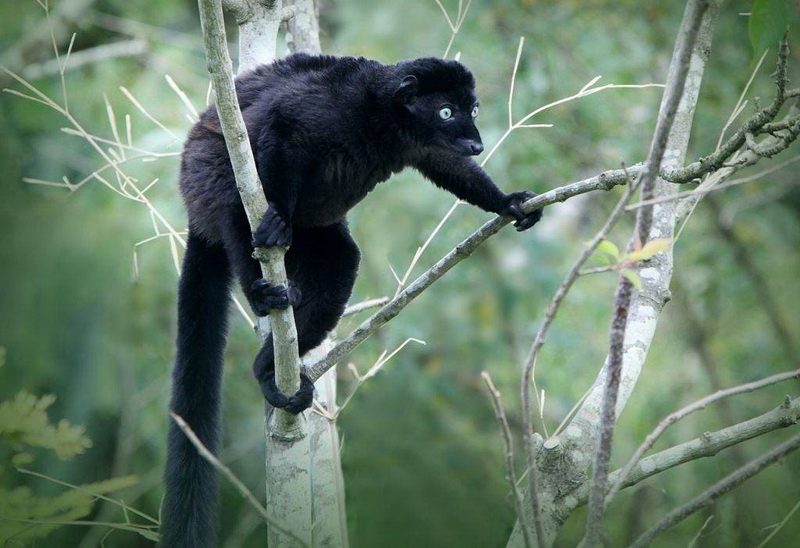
left=162, top=53, right=542, bottom=546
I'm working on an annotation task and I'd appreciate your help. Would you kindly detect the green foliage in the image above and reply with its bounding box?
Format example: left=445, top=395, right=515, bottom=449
left=749, top=0, right=789, bottom=57
left=0, top=473, right=150, bottom=545
left=589, top=238, right=672, bottom=280
left=0, top=391, right=157, bottom=545
left=0, top=392, right=91, bottom=462
left=596, top=239, right=621, bottom=262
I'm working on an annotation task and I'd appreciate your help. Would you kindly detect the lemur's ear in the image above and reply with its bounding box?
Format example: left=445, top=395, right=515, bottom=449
left=395, top=75, right=419, bottom=105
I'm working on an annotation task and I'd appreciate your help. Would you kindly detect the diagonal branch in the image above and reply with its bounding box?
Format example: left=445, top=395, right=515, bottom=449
left=606, top=368, right=800, bottom=505
left=629, top=432, right=800, bottom=547
left=559, top=396, right=800, bottom=517
left=306, top=166, right=641, bottom=382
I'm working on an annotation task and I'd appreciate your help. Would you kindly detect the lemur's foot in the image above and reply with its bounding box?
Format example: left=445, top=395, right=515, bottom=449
left=250, top=279, right=302, bottom=316
left=260, top=372, right=315, bottom=414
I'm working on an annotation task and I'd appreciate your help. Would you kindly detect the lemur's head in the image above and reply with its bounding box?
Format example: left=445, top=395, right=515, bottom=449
left=394, top=58, right=482, bottom=156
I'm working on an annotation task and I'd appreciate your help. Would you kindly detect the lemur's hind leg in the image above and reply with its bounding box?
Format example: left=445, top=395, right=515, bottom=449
left=253, top=221, right=360, bottom=413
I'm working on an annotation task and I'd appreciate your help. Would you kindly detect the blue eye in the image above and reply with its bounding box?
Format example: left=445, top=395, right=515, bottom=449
left=471, top=105, right=479, bottom=118
left=438, top=106, right=452, bottom=120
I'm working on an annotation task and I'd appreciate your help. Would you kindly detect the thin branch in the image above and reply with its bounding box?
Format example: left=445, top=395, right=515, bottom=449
left=606, top=368, right=800, bottom=506
left=333, top=338, right=426, bottom=419
left=662, top=39, right=793, bottom=185
left=625, top=152, right=800, bottom=210
left=584, top=2, right=708, bottom=544
left=169, top=413, right=306, bottom=545
left=629, top=433, right=800, bottom=548
left=757, top=498, right=800, bottom=548
left=342, top=297, right=390, bottom=317
left=481, top=372, right=533, bottom=548
left=561, top=396, right=800, bottom=515
left=306, top=166, right=641, bottom=382
left=21, top=40, right=147, bottom=80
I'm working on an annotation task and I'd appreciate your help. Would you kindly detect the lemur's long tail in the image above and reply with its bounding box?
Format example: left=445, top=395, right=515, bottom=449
left=161, top=232, right=231, bottom=548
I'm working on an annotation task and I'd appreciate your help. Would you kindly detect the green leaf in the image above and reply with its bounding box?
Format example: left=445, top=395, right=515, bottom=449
left=749, top=0, right=788, bottom=58
left=0, top=392, right=92, bottom=461
left=597, top=239, right=621, bottom=260
left=627, top=238, right=672, bottom=262
left=622, top=269, right=643, bottom=289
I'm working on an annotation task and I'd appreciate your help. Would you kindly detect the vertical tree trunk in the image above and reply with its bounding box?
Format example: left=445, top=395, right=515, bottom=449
left=206, top=0, right=312, bottom=545
left=221, top=1, right=348, bottom=545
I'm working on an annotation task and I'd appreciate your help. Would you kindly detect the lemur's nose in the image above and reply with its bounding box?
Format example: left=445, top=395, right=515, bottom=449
left=469, top=142, right=484, bottom=155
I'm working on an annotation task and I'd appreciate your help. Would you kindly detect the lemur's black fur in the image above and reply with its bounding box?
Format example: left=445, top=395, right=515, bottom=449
left=162, top=53, right=542, bottom=546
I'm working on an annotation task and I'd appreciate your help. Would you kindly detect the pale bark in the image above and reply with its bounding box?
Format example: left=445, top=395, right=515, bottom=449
left=198, top=0, right=313, bottom=545
left=285, top=0, right=321, bottom=55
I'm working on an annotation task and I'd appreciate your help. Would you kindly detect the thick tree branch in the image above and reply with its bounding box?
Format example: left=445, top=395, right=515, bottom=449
left=606, top=368, right=800, bottom=505
left=629, top=432, right=800, bottom=547
left=559, top=396, right=800, bottom=517
left=170, top=412, right=306, bottom=545
left=197, top=0, right=303, bottom=437
left=285, top=0, right=321, bottom=55
left=553, top=0, right=720, bottom=488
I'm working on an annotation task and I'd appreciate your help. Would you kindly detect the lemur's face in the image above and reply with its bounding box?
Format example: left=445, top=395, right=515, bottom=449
left=395, top=75, right=483, bottom=156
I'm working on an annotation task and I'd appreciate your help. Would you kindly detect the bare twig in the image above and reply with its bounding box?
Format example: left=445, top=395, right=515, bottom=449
left=169, top=413, right=305, bottom=544
left=629, top=433, right=800, bottom=548
left=333, top=338, right=426, bottom=419
left=757, top=498, right=800, bottom=548
left=434, top=0, right=474, bottom=58
left=22, top=40, right=148, bottom=80
left=342, top=297, right=390, bottom=317
left=607, top=368, right=800, bottom=506
left=481, top=372, right=533, bottom=548
left=583, top=3, right=709, bottom=544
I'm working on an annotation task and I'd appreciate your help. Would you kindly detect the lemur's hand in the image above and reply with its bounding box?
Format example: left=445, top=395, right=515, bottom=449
left=252, top=206, right=292, bottom=248
left=249, top=280, right=302, bottom=317
left=502, top=191, right=543, bottom=232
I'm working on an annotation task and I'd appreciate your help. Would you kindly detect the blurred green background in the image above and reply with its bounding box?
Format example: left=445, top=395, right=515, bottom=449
left=1, top=0, right=799, bottom=546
